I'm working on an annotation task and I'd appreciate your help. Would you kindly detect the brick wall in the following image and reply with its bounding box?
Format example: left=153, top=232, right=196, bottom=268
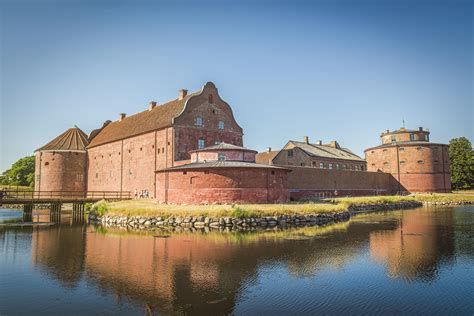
left=35, top=151, right=87, bottom=192
left=156, top=168, right=289, bottom=204
left=365, top=143, right=451, bottom=192
left=283, top=166, right=397, bottom=199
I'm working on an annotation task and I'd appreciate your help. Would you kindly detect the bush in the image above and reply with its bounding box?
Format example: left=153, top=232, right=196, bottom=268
left=91, top=200, right=109, bottom=216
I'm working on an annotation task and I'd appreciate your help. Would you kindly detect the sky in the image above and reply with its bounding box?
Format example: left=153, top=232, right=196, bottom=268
left=0, top=0, right=472, bottom=171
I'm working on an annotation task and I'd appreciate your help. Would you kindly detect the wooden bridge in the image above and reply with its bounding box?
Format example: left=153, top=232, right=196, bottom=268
left=0, top=190, right=131, bottom=222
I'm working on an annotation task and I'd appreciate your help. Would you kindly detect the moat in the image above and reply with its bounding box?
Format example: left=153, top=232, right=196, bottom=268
left=1, top=206, right=473, bottom=315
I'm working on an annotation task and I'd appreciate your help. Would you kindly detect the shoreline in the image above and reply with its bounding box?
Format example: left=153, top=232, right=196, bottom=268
left=89, top=200, right=423, bottom=232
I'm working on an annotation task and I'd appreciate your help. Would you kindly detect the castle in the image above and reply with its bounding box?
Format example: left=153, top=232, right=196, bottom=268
left=34, top=82, right=451, bottom=203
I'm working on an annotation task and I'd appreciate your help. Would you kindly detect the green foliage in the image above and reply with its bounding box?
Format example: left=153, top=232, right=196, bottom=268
left=0, top=156, right=35, bottom=188
left=449, top=137, right=473, bottom=189
left=231, top=206, right=258, bottom=219
left=91, top=200, right=109, bottom=216
left=84, top=203, right=93, bottom=213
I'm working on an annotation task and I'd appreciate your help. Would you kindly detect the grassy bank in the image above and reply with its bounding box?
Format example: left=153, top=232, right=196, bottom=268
left=93, top=195, right=422, bottom=218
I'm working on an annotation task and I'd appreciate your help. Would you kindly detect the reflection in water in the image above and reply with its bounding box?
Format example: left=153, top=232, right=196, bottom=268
left=369, top=209, right=455, bottom=281
left=1, top=206, right=473, bottom=315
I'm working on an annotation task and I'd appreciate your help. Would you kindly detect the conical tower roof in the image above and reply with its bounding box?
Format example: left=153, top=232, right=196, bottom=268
left=36, top=127, right=89, bottom=152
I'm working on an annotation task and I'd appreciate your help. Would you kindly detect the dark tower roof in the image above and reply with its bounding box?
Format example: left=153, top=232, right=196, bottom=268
left=36, top=127, right=89, bottom=152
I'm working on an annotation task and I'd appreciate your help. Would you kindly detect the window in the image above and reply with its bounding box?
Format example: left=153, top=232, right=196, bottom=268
left=45, top=162, right=49, bottom=166
left=312, top=161, right=317, bottom=167
left=218, top=153, right=226, bottom=161
left=328, top=163, right=333, bottom=169
left=391, top=137, right=396, bottom=142
left=287, top=149, right=294, bottom=157
left=410, top=133, right=415, bottom=141
left=300, top=162, right=305, bottom=166
left=355, top=165, right=359, bottom=170
left=218, top=121, right=224, bottom=130
left=360, top=165, right=364, bottom=171
left=209, top=94, right=213, bottom=104
left=319, top=162, right=324, bottom=168
left=417, top=160, right=424, bottom=164
left=383, top=162, right=389, bottom=165
left=76, top=174, right=84, bottom=182
left=198, top=139, right=205, bottom=149
left=400, top=160, right=406, bottom=164
left=271, top=171, right=275, bottom=175
left=399, top=147, right=405, bottom=151
left=195, top=117, right=203, bottom=127
left=426, top=134, right=429, bottom=141
left=336, top=164, right=339, bottom=169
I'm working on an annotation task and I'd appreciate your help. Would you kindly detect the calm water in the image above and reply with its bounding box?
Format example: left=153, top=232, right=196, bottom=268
left=0, top=206, right=473, bottom=315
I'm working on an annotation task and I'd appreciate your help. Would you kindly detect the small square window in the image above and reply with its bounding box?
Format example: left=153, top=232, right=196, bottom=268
left=195, top=117, right=203, bottom=127
left=218, top=153, right=225, bottom=161
left=287, top=149, right=294, bottom=157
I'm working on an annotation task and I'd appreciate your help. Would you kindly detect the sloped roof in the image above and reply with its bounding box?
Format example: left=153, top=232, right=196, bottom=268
left=289, top=141, right=365, bottom=162
left=156, top=160, right=289, bottom=172
left=255, top=151, right=279, bottom=165
left=189, top=142, right=256, bottom=153
left=88, top=91, right=199, bottom=148
left=36, top=127, right=89, bottom=152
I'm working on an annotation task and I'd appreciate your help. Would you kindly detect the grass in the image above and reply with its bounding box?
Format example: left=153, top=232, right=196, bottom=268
left=99, top=199, right=347, bottom=218
left=91, top=191, right=474, bottom=219
left=0, top=185, right=32, bottom=191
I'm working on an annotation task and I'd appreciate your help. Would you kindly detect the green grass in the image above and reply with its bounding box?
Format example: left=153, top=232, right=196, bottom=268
left=90, top=192, right=472, bottom=219
left=97, top=199, right=346, bottom=218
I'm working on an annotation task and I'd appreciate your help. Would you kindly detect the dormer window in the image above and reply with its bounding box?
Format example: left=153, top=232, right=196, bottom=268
left=218, top=153, right=225, bottom=161
left=195, top=117, right=203, bottom=127
left=218, top=121, right=224, bottom=130
left=287, top=149, right=294, bottom=157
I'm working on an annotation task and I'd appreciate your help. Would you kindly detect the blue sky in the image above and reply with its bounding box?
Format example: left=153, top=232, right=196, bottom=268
left=1, top=0, right=472, bottom=171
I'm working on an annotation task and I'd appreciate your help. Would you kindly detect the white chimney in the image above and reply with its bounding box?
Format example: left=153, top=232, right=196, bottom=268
left=148, top=101, right=157, bottom=111
left=119, top=113, right=126, bottom=121
left=179, top=89, right=188, bottom=100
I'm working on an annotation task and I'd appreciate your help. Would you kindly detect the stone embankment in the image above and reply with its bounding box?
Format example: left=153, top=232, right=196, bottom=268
left=89, top=201, right=422, bottom=231
left=421, top=200, right=473, bottom=206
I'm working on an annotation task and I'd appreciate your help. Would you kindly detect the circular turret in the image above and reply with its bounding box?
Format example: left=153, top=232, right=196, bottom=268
left=365, top=127, right=450, bottom=193
left=34, top=127, right=89, bottom=192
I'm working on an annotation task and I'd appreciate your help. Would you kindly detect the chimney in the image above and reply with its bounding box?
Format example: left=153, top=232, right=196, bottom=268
left=148, top=101, right=157, bottom=111
left=419, top=126, right=423, bottom=131
left=316, top=140, right=322, bottom=145
left=267, top=147, right=272, bottom=152
left=330, top=140, right=340, bottom=148
left=303, top=136, right=309, bottom=144
left=179, top=89, right=188, bottom=100
left=119, top=113, right=126, bottom=121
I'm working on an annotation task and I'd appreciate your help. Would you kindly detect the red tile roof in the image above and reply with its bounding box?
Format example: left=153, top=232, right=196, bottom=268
left=88, top=92, right=198, bottom=148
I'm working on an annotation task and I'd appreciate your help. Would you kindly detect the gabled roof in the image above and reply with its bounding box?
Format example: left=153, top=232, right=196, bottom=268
left=287, top=141, right=365, bottom=162
left=255, top=151, right=279, bottom=165
left=87, top=90, right=200, bottom=148
left=36, top=127, right=89, bottom=152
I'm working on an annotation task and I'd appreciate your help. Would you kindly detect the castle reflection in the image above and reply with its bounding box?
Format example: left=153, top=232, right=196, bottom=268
left=29, top=207, right=460, bottom=314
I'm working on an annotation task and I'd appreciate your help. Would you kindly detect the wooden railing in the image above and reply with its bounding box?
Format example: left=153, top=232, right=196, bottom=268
left=0, top=189, right=131, bottom=201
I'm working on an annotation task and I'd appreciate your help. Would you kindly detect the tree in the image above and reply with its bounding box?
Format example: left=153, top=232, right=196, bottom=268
left=0, top=156, right=36, bottom=187
left=448, top=137, right=473, bottom=190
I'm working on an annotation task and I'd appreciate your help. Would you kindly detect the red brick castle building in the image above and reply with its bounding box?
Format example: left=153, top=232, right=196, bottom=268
left=34, top=82, right=451, bottom=202
left=34, top=82, right=290, bottom=203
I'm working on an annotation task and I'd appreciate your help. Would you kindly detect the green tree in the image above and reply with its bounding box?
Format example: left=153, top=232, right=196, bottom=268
left=448, top=137, right=473, bottom=190
left=0, top=156, right=36, bottom=187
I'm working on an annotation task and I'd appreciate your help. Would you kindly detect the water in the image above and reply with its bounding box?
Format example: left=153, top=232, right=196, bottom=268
left=0, top=206, right=473, bottom=315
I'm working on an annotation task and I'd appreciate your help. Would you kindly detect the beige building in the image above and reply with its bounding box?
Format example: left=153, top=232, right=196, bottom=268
left=258, top=136, right=367, bottom=171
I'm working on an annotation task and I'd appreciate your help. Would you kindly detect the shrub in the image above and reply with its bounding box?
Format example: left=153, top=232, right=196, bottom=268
left=91, top=200, right=109, bottom=216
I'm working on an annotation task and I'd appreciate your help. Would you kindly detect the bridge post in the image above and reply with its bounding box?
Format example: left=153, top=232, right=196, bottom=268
left=72, top=203, right=85, bottom=224
left=50, top=202, right=62, bottom=223
left=23, top=203, right=33, bottom=222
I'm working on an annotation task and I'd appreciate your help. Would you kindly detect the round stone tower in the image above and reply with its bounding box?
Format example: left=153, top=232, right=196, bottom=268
left=34, top=127, right=89, bottom=192
left=365, top=127, right=451, bottom=193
